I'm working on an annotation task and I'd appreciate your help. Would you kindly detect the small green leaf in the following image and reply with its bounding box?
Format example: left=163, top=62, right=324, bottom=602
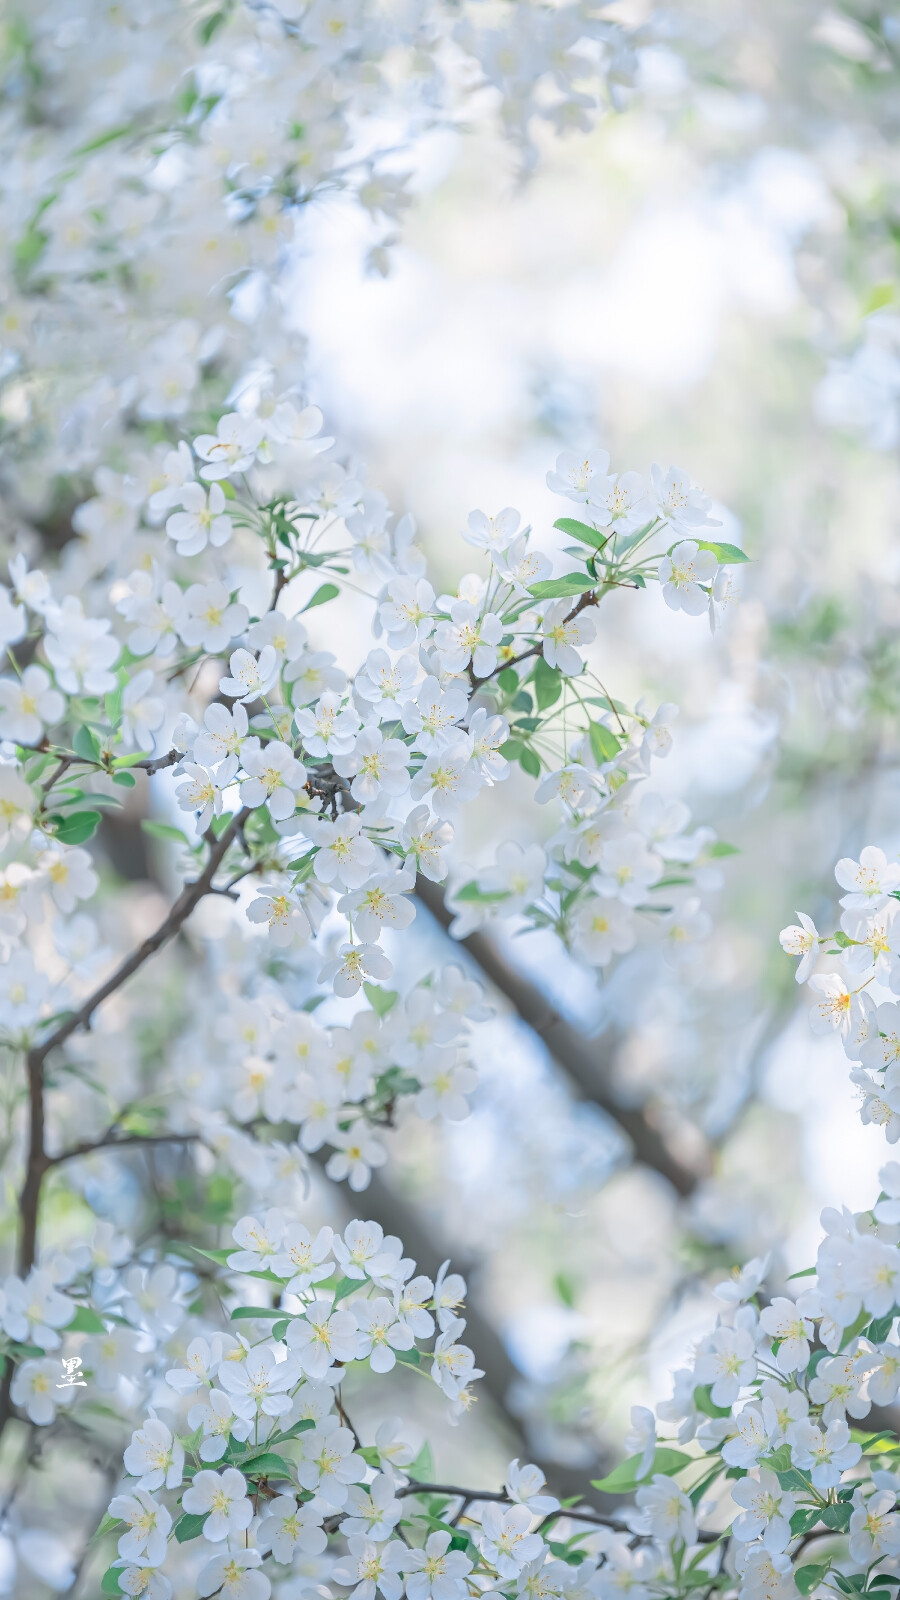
left=531, top=657, right=562, bottom=710
left=174, top=1512, right=208, bottom=1543
left=302, top=582, right=340, bottom=612
left=271, top=1319, right=289, bottom=1342
left=394, top=1347, right=421, bottom=1367
left=190, top=1246, right=234, bottom=1266
left=553, top=517, right=611, bottom=551
left=230, top=1306, right=287, bottom=1322
left=528, top=575, right=595, bottom=600
left=407, top=1441, right=435, bottom=1483
left=100, top=1570, right=125, bottom=1595
left=66, top=1305, right=107, bottom=1334
left=92, top=1513, right=122, bottom=1542
left=268, top=1418, right=316, bottom=1444
left=241, top=1452, right=294, bottom=1479
left=453, top=881, right=512, bottom=905
left=589, top=722, right=621, bottom=764
left=141, top=819, right=191, bottom=845
left=73, top=724, right=101, bottom=762
left=695, top=540, right=749, bottom=564
left=693, top=1384, right=731, bottom=1419
left=591, top=1448, right=692, bottom=1493
left=332, top=1277, right=360, bottom=1307
left=864, top=1313, right=896, bottom=1343
left=787, top=1266, right=817, bottom=1280
left=111, top=750, right=152, bottom=767
left=519, top=747, right=541, bottom=778
left=363, top=983, right=399, bottom=1017
left=862, top=284, right=895, bottom=315
left=707, top=841, right=739, bottom=858
left=112, top=770, right=136, bottom=787
left=795, top=1565, right=829, bottom=1596
left=52, top=810, right=102, bottom=845
left=198, top=10, right=227, bottom=45
left=496, top=668, right=520, bottom=695
left=821, top=1502, right=852, bottom=1531
left=790, top=1508, right=822, bottom=1537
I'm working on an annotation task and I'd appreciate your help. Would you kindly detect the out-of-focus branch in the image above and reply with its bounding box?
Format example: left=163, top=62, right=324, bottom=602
left=310, top=1156, right=609, bottom=1501
left=415, top=877, right=707, bottom=1198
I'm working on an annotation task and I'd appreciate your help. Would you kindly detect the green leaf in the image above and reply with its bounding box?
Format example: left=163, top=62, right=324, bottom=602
left=775, top=1468, right=811, bottom=1492
left=52, top=810, right=102, bottom=845
left=528, top=575, right=595, bottom=600
left=519, top=747, right=541, bottom=778
left=591, top=1448, right=692, bottom=1494
left=496, top=668, right=520, bottom=695
left=554, top=1272, right=576, bottom=1309
left=111, top=750, right=152, bottom=768
left=230, top=1306, right=287, bottom=1322
left=174, top=1512, right=208, bottom=1543
left=787, top=1266, right=817, bottom=1280
left=790, top=1508, right=822, bottom=1537
left=198, top=9, right=227, bottom=43
left=302, top=582, right=340, bottom=612
left=92, top=1513, right=122, bottom=1542
left=407, top=1441, right=435, bottom=1482
left=840, top=1307, right=872, bottom=1349
left=695, top=540, right=749, bottom=564
left=332, top=1277, right=360, bottom=1307
left=864, top=1313, right=896, bottom=1342
left=66, top=1305, right=107, bottom=1334
left=453, top=881, right=512, bottom=905
left=553, top=517, right=611, bottom=551
left=693, top=1384, right=731, bottom=1419
left=272, top=1319, right=289, bottom=1341
left=363, top=983, right=399, bottom=1018
left=821, top=1502, right=852, bottom=1531
left=141, top=819, right=191, bottom=845
left=394, top=1347, right=421, bottom=1366
left=72, top=724, right=101, bottom=762
left=100, top=1570, right=125, bottom=1595
left=112, top=770, right=136, bottom=787
left=532, top=657, right=562, bottom=710
left=862, top=283, right=895, bottom=316
left=707, top=841, right=739, bottom=858
left=241, top=1452, right=295, bottom=1479
left=589, top=722, right=621, bottom=764
left=268, top=1418, right=315, bottom=1444
left=795, top=1565, right=829, bottom=1596
left=191, top=1246, right=234, bottom=1266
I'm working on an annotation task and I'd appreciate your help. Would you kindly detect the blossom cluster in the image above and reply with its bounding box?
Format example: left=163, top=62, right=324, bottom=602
left=0, top=0, right=643, bottom=517
left=781, top=844, right=900, bottom=1139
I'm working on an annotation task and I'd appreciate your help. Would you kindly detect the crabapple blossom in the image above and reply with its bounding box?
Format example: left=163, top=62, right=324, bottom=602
left=657, top=541, right=717, bottom=615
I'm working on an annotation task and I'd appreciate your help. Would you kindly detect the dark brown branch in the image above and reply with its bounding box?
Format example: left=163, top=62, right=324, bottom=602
left=415, top=877, right=706, bottom=1198
left=44, top=1129, right=203, bottom=1169
left=16, top=806, right=250, bottom=1278
left=472, top=589, right=600, bottom=688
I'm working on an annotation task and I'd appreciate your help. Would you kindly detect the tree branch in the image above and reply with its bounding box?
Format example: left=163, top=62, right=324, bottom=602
left=44, top=1129, right=203, bottom=1169
left=16, top=807, right=250, bottom=1277
left=415, top=877, right=706, bottom=1198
